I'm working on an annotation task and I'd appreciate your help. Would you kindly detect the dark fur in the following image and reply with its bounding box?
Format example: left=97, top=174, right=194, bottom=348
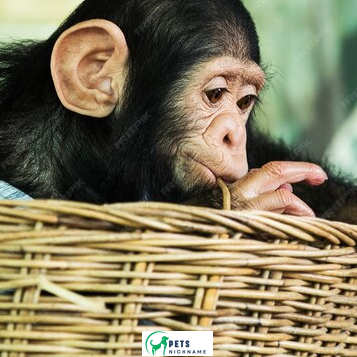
left=0, top=0, right=356, bottom=222
left=0, top=0, right=258, bottom=202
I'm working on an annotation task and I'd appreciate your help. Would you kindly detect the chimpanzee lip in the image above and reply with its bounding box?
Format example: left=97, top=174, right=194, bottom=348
left=186, top=153, right=236, bottom=185
left=198, top=162, right=236, bottom=185
left=184, top=153, right=235, bottom=185
left=185, top=153, right=217, bottom=182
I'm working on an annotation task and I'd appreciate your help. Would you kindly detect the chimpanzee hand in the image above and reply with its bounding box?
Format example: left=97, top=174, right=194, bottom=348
left=227, top=161, right=328, bottom=216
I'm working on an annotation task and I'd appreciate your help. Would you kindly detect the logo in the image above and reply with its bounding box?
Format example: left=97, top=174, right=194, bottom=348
left=145, top=331, right=169, bottom=356
left=142, top=331, right=213, bottom=356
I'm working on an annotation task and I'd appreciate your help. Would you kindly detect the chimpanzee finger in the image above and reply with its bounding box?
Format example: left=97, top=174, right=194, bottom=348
left=231, top=161, right=328, bottom=198
left=245, top=189, right=316, bottom=217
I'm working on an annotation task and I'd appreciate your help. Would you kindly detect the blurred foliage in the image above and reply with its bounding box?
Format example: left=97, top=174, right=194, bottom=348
left=0, top=0, right=357, bottom=175
left=0, top=0, right=81, bottom=39
left=244, top=0, right=357, bottom=176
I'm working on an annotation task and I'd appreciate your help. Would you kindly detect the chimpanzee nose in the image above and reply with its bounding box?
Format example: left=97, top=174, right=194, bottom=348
left=204, top=112, right=244, bottom=150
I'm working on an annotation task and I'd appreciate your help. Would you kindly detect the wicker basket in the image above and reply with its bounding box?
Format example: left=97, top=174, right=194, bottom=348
left=1, top=196, right=357, bottom=356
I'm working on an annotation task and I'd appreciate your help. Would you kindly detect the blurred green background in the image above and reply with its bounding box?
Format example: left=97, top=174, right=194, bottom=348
left=244, top=0, right=357, bottom=177
left=1, top=0, right=357, bottom=176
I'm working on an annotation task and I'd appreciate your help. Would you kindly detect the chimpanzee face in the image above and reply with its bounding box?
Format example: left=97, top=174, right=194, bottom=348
left=50, top=0, right=263, bottom=200
left=170, top=56, right=265, bottom=193
left=0, top=0, right=329, bottom=216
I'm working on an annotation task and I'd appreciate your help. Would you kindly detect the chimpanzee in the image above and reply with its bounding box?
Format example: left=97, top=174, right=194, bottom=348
left=0, top=0, right=355, bottom=222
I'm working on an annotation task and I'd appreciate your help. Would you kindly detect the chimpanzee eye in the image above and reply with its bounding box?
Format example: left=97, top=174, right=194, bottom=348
left=206, top=88, right=225, bottom=104
left=237, top=95, right=257, bottom=111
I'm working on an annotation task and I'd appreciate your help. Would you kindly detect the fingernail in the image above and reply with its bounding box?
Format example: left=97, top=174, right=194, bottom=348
left=322, top=171, right=328, bottom=180
left=303, top=205, right=315, bottom=217
left=311, top=170, right=328, bottom=182
left=318, top=168, right=328, bottom=180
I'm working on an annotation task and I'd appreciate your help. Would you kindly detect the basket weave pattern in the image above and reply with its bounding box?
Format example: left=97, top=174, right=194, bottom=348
left=1, top=199, right=357, bottom=356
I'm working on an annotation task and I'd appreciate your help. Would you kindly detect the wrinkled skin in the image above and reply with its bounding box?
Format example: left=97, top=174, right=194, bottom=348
left=0, top=0, right=350, bottom=222
left=171, top=57, right=327, bottom=216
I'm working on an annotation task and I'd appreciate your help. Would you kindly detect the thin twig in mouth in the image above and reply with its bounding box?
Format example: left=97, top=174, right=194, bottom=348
left=186, top=153, right=236, bottom=185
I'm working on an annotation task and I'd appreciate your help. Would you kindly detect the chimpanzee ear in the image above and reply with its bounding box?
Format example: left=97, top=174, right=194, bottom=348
left=51, top=19, right=128, bottom=118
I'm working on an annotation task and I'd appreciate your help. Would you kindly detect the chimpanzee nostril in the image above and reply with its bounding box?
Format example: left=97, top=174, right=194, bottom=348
left=205, top=114, right=243, bottom=150
left=223, top=134, right=231, bottom=145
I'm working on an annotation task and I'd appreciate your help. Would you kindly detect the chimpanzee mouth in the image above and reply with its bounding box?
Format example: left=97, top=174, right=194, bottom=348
left=185, top=153, right=237, bottom=186
left=185, top=154, right=218, bottom=185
